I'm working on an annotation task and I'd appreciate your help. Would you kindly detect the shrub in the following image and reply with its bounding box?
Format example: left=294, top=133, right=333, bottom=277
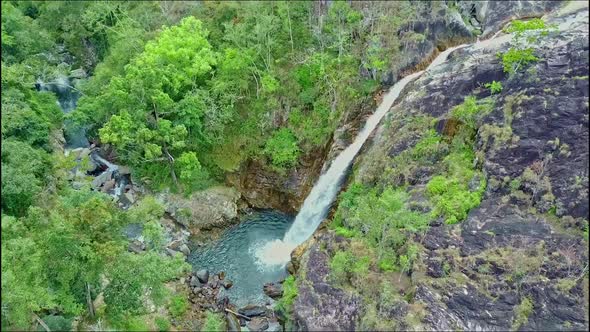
left=168, top=294, right=189, bottom=318
left=37, top=315, right=71, bottom=332
left=275, top=275, right=298, bottom=315
left=485, top=81, right=503, bottom=94
left=512, top=297, right=534, bottom=330
left=201, top=311, right=226, bottom=332
left=412, top=130, right=443, bottom=159
left=125, top=316, right=150, bottom=331
left=500, top=48, right=538, bottom=74
left=451, top=96, right=493, bottom=129
left=155, top=316, right=171, bottom=331
left=264, top=128, right=301, bottom=168
left=505, top=18, right=547, bottom=38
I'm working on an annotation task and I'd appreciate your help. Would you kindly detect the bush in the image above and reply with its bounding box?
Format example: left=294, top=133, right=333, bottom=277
left=512, top=297, right=534, bottom=330
left=168, top=294, right=189, bottom=318
left=276, top=275, right=298, bottom=315
left=155, top=316, right=171, bottom=331
left=505, top=18, right=547, bottom=37
left=264, top=128, right=301, bottom=169
left=451, top=96, right=493, bottom=129
left=412, top=130, right=443, bottom=159
left=426, top=149, right=486, bottom=224
left=36, top=315, right=71, bottom=332
left=484, top=81, right=503, bottom=94
left=500, top=48, right=538, bottom=74
left=201, top=311, right=226, bottom=332
left=125, top=316, right=150, bottom=331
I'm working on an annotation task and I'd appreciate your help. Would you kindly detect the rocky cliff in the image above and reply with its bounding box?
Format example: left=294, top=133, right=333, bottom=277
left=290, top=2, right=589, bottom=331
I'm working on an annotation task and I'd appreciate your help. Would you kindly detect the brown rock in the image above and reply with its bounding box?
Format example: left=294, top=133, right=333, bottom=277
left=248, top=317, right=270, bottom=331
left=263, top=282, right=283, bottom=299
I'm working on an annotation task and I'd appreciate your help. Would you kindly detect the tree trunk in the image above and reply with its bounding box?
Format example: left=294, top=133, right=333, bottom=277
left=163, top=146, right=179, bottom=188
left=33, top=313, right=50, bottom=332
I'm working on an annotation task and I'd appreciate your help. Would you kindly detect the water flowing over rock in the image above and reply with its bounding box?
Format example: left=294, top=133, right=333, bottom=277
left=291, top=1, right=589, bottom=330
left=263, top=43, right=466, bottom=268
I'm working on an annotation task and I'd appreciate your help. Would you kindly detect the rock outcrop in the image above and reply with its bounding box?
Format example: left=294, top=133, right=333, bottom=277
left=291, top=1, right=589, bottom=331
left=156, top=186, right=240, bottom=231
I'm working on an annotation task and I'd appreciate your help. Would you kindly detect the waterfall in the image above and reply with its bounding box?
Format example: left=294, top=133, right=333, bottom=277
left=254, top=43, right=469, bottom=268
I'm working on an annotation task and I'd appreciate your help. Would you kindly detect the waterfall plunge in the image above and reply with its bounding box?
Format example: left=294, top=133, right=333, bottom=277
left=254, top=44, right=469, bottom=269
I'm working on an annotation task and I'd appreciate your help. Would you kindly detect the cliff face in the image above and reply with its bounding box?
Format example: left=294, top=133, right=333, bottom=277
left=291, top=2, right=589, bottom=331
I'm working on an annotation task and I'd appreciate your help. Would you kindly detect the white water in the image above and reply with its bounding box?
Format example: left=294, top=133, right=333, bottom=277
left=254, top=44, right=470, bottom=267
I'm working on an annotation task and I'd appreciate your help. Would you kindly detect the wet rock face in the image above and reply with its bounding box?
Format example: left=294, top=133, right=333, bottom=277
left=226, top=146, right=327, bottom=214
left=293, top=2, right=589, bottom=331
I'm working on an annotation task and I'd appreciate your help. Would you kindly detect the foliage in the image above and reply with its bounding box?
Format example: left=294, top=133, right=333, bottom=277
left=500, top=48, right=538, bottom=75
left=485, top=80, right=503, bottom=94
left=512, top=297, right=534, bottom=330
left=37, top=315, right=72, bottom=332
left=155, top=316, right=171, bottom=331
left=264, top=128, right=301, bottom=169
left=331, top=184, right=429, bottom=275
left=451, top=96, right=493, bottom=129
left=505, top=18, right=548, bottom=41
left=275, top=275, right=298, bottom=316
left=426, top=139, right=486, bottom=224
left=104, top=252, right=189, bottom=322
left=168, top=294, right=189, bottom=318
left=201, top=311, right=226, bottom=332
left=330, top=249, right=371, bottom=285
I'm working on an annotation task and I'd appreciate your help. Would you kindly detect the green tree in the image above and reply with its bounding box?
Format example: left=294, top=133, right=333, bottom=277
left=264, top=128, right=301, bottom=169
left=97, top=17, right=218, bottom=189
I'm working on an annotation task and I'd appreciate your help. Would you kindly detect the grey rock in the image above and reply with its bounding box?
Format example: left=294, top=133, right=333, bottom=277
left=190, top=276, right=200, bottom=287
left=247, top=317, right=269, bottom=331
left=196, top=269, right=209, bottom=283
left=69, top=68, right=87, bottom=79
left=156, top=187, right=240, bottom=229
left=238, top=305, right=266, bottom=317
left=226, top=313, right=241, bottom=332
left=263, top=282, right=283, bottom=299
left=179, top=244, right=190, bottom=256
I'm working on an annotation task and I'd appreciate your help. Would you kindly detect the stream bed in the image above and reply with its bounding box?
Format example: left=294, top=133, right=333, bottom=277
left=188, top=210, right=294, bottom=307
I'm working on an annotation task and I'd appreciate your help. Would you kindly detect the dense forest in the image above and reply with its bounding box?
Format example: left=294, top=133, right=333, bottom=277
left=2, top=0, right=588, bottom=331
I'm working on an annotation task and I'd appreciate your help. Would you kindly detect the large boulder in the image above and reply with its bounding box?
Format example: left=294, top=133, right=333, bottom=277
left=156, top=186, right=240, bottom=230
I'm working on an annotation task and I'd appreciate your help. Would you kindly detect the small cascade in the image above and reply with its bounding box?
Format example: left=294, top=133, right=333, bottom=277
left=36, top=75, right=89, bottom=148
left=253, top=43, right=473, bottom=268
left=39, top=73, right=134, bottom=207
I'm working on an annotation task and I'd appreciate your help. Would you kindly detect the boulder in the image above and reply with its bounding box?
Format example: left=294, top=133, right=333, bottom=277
left=156, top=186, right=240, bottom=229
left=247, top=317, right=269, bottom=331
left=92, top=170, right=112, bottom=188
left=69, top=68, right=87, bottom=79
left=123, top=192, right=135, bottom=205
left=179, top=244, right=190, bottom=256
left=190, top=276, right=200, bottom=287
left=196, top=269, right=209, bottom=283
left=101, top=179, right=116, bottom=193
left=221, top=280, right=233, bottom=290
left=266, top=322, right=281, bottom=332
left=238, top=305, right=266, bottom=317
left=263, top=282, right=283, bottom=299
left=226, top=313, right=241, bottom=332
